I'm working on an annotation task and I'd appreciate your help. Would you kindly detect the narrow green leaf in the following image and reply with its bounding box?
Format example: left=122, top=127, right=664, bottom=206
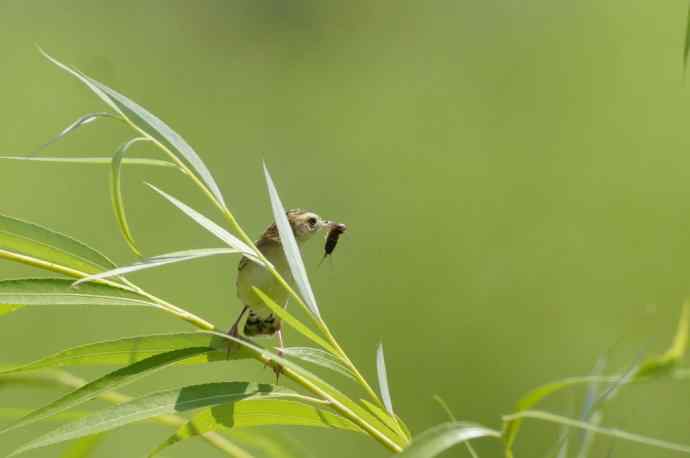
left=39, top=49, right=125, bottom=117
left=397, top=422, right=500, bottom=458
left=39, top=49, right=226, bottom=207
left=146, top=183, right=261, bottom=264
left=110, top=137, right=150, bottom=256
left=432, top=395, right=457, bottom=422
left=86, top=79, right=226, bottom=208
left=149, top=399, right=363, bottom=456
left=262, top=162, right=320, bottom=317
left=376, top=343, right=394, bottom=415
left=73, top=248, right=240, bottom=287
left=0, top=348, right=212, bottom=435
left=430, top=397, right=478, bottom=457
left=9, top=382, right=299, bottom=456
left=0, top=278, right=158, bottom=318
left=504, top=410, right=690, bottom=455
left=252, top=287, right=336, bottom=354
left=0, top=156, right=177, bottom=167
left=59, top=434, right=105, bottom=458
left=31, top=112, right=119, bottom=156
left=0, top=331, right=250, bottom=375
left=0, top=212, right=116, bottom=275
left=638, top=302, right=690, bottom=377
left=281, top=347, right=355, bottom=380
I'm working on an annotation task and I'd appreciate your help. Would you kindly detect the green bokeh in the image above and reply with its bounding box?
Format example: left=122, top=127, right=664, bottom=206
left=2, top=1, right=690, bottom=457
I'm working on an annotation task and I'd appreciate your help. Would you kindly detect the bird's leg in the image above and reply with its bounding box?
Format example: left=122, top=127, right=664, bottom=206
left=226, top=306, right=248, bottom=358
left=272, top=328, right=286, bottom=381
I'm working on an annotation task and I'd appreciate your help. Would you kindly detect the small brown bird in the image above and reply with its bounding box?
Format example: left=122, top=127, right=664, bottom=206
left=228, top=209, right=330, bottom=350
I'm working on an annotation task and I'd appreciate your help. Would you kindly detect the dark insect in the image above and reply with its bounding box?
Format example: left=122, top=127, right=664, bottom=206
left=320, top=223, right=346, bottom=265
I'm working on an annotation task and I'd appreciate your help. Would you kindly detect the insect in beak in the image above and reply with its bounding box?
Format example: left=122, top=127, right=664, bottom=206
left=319, top=222, right=347, bottom=265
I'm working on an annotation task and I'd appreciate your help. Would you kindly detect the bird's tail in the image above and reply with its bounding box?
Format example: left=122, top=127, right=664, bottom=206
left=243, top=310, right=281, bottom=336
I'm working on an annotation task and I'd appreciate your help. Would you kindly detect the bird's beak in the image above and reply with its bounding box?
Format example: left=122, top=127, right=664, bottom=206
left=321, top=220, right=346, bottom=231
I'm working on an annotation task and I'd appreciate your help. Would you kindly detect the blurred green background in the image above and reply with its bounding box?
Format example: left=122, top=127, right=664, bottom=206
left=2, top=1, right=690, bottom=457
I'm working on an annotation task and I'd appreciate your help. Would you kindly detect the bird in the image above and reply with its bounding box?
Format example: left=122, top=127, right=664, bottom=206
left=228, top=209, right=331, bottom=351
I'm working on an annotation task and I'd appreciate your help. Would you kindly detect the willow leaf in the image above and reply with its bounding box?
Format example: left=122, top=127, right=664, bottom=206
left=110, top=137, right=150, bottom=256
left=0, top=213, right=116, bottom=276
left=397, top=422, right=500, bottom=458
left=263, top=162, right=320, bottom=317
left=74, top=248, right=240, bottom=286
left=40, top=49, right=226, bottom=207
left=0, top=331, right=250, bottom=375
left=0, top=278, right=157, bottom=317
left=253, top=287, right=336, bottom=354
left=0, top=348, right=212, bottom=435
left=0, top=156, right=176, bottom=167
left=149, top=399, right=362, bottom=456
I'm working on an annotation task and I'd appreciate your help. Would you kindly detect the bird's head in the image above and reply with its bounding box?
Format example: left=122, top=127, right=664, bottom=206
left=286, top=209, right=328, bottom=241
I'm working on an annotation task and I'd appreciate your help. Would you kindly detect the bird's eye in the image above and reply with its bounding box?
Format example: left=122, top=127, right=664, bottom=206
left=307, top=217, right=318, bottom=227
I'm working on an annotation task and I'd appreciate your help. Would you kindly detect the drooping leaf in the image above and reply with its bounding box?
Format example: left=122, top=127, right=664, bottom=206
left=0, top=348, right=212, bottom=435
left=376, top=343, right=394, bottom=415
left=88, top=81, right=226, bottom=208
left=146, top=183, right=260, bottom=263
left=149, top=399, right=363, bottom=456
left=0, top=331, right=249, bottom=375
left=31, top=112, right=119, bottom=156
left=73, top=248, right=240, bottom=286
left=110, top=137, right=150, bottom=256
left=262, top=162, right=320, bottom=317
left=40, top=49, right=226, bottom=208
left=8, top=382, right=300, bottom=456
left=396, top=422, right=500, bottom=458
left=503, top=410, right=690, bottom=455
left=0, top=212, right=116, bottom=276
left=0, top=156, right=176, bottom=168
left=253, top=287, right=336, bottom=354
left=0, top=278, right=158, bottom=317
left=281, top=347, right=354, bottom=380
